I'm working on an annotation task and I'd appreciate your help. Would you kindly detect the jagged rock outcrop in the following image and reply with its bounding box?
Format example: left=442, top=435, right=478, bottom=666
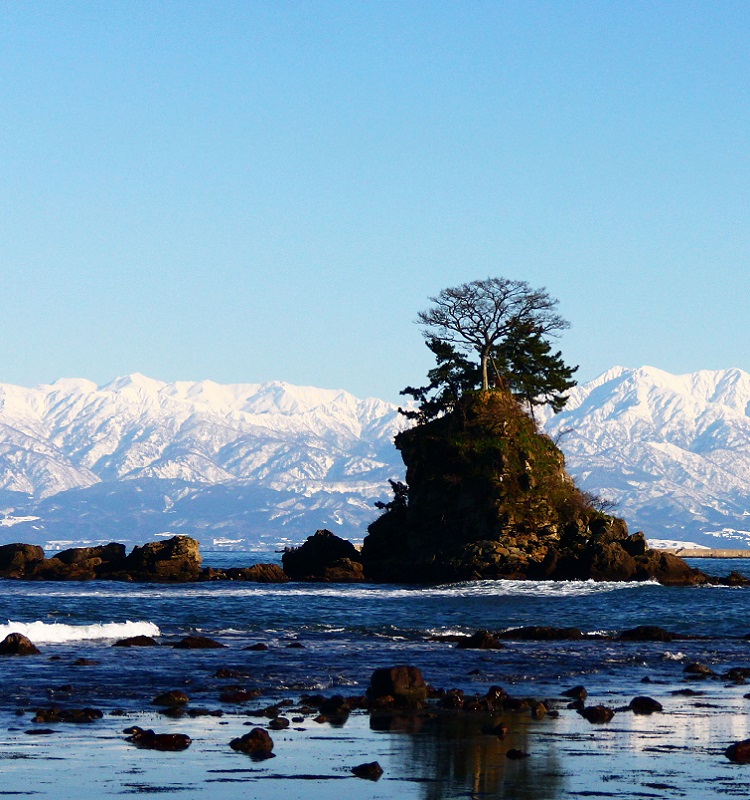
left=361, top=391, right=707, bottom=585
left=118, top=536, right=202, bottom=582
left=282, top=529, right=365, bottom=582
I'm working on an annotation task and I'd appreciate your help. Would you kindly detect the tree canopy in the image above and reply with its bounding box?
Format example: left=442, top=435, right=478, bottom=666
left=403, top=278, right=577, bottom=421
left=417, top=277, right=569, bottom=392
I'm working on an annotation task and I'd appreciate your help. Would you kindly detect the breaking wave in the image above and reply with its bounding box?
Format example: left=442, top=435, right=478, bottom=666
left=0, top=620, right=160, bottom=644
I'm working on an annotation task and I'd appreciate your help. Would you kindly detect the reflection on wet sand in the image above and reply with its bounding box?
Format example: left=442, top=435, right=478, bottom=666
left=375, top=711, right=564, bottom=800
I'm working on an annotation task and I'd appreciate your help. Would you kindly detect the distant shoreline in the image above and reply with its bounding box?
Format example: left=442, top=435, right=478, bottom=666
left=656, top=547, right=750, bottom=558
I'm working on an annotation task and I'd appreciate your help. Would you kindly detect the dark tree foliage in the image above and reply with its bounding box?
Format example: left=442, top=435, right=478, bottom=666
left=491, top=323, right=578, bottom=415
left=417, top=277, right=569, bottom=392
left=400, top=338, right=480, bottom=422
left=402, top=281, right=578, bottom=422
left=374, top=479, right=409, bottom=510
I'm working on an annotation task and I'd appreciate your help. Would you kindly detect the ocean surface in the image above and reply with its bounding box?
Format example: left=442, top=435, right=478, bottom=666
left=1, top=554, right=750, bottom=799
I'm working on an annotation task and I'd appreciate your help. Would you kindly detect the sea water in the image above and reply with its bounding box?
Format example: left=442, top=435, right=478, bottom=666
left=0, top=555, right=749, bottom=798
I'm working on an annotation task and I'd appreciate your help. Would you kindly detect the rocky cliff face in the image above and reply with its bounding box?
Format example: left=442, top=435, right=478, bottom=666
left=361, top=391, right=706, bottom=585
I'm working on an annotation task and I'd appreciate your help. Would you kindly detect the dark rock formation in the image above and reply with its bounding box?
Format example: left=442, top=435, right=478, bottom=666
left=578, top=705, right=615, bottom=724
left=726, top=739, right=750, bottom=763
left=351, top=761, right=384, bottom=780
left=282, top=530, right=364, bottom=582
left=113, top=635, right=159, bottom=647
left=152, top=690, right=189, bottom=707
left=455, top=630, right=505, bottom=649
left=361, top=391, right=708, bottom=586
left=124, top=726, right=191, bottom=751
left=225, top=564, right=289, bottom=582
left=368, top=666, right=427, bottom=709
left=620, top=626, right=678, bottom=642
left=0, top=633, right=40, bottom=656
left=33, top=707, right=103, bottom=723
left=172, top=635, right=225, bottom=649
left=229, top=727, right=275, bottom=758
left=120, top=536, right=202, bottom=582
left=0, top=544, right=45, bottom=578
left=629, top=696, right=663, bottom=715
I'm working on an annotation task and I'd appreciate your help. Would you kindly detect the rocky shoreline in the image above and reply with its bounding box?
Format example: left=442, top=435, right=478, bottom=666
left=0, top=530, right=747, bottom=586
left=4, top=622, right=750, bottom=776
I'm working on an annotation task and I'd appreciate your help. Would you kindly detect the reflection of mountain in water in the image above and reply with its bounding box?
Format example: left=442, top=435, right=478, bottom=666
left=378, top=712, right=564, bottom=800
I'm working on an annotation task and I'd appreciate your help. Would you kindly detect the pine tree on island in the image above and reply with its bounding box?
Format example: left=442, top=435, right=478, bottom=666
left=361, top=277, right=706, bottom=586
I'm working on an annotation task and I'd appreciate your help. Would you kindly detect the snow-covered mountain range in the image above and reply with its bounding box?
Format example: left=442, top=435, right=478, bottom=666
left=1, top=366, right=749, bottom=552
left=539, top=366, right=750, bottom=548
left=0, top=374, right=406, bottom=550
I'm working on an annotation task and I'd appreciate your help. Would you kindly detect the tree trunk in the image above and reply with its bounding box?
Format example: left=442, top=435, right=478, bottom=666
left=480, top=350, right=489, bottom=391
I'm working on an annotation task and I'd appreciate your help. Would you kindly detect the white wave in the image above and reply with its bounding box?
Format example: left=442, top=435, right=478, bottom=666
left=8, top=578, right=666, bottom=602
left=0, top=620, right=160, bottom=644
left=663, top=651, right=686, bottom=661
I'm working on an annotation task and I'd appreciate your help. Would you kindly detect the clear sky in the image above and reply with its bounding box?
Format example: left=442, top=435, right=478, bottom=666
left=1, top=1, right=748, bottom=403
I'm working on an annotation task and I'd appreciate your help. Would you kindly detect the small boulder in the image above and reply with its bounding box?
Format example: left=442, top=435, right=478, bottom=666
left=684, top=662, right=716, bottom=678
left=561, top=685, right=587, bottom=701
left=153, top=690, right=189, bottom=707
left=0, top=633, right=40, bottom=656
left=579, top=705, right=615, bottom=724
left=230, top=727, right=275, bottom=758
left=629, top=696, right=663, bottom=715
left=113, top=635, right=159, bottom=647
left=368, top=666, right=427, bottom=708
left=726, top=739, right=750, bottom=763
left=124, top=726, right=191, bottom=751
left=351, top=761, right=384, bottom=781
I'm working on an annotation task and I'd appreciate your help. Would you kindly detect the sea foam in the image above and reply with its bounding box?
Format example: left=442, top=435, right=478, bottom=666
left=0, top=620, right=160, bottom=644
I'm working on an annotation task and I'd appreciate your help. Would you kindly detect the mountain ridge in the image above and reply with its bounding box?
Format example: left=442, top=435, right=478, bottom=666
left=0, top=368, right=749, bottom=551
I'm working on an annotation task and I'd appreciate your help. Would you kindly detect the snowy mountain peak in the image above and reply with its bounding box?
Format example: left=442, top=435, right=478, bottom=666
left=544, top=365, right=750, bottom=547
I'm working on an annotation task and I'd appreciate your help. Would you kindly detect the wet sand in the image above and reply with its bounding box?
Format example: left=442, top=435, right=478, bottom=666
left=3, top=671, right=750, bottom=799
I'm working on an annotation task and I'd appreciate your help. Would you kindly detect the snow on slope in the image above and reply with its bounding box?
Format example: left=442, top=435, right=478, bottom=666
left=541, top=366, right=750, bottom=547
left=3, top=367, right=750, bottom=551
left=0, top=375, right=407, bottom=548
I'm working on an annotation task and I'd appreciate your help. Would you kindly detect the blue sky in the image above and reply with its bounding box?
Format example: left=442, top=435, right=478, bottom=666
left=1, top=1, right=748, bottom=402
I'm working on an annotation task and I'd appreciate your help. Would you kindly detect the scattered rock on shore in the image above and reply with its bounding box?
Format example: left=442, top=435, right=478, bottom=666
left=368, top=666, right=428, bottom=709
left=125, top=726, right=192, bottom=751
left=351, top=761, right=384, bottom=780
left=230, top=727, right=275, bottom=758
